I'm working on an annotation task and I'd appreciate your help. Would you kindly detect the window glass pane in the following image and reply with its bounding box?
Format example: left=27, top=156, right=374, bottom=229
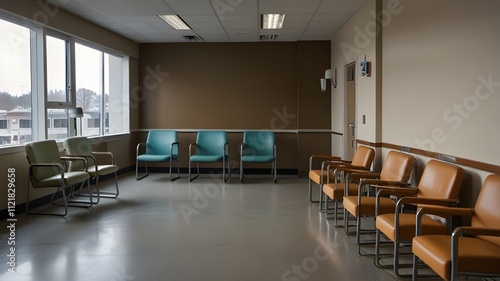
left=46, top=35, right=68, bottom=102
left=105, top=53, right=124, bottom=135
left=0, top=19, right=32, bottom=145
left=47, top=109, right=68, bottom=139
left=75, top=43, right=101, bottom=136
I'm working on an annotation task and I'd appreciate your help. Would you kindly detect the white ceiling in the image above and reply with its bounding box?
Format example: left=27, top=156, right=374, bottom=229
left=46, top=0, right=366, bottom=43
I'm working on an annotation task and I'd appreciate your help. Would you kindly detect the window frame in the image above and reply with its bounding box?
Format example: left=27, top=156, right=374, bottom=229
left=0, top=10, right=130, bottom=153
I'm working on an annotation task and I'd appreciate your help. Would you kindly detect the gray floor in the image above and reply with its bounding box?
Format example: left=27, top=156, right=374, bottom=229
left=0, top=173, right=474, bottom=281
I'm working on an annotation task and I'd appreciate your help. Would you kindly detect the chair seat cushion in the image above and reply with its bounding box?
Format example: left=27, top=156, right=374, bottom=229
left=34, top=171, right=90, bottom=188
left=413, top=235, right=500, bottom=280
left=377, top=213, right=447, bottom=241
left=309, top=170, right=329, bottom=185
left=190, top=155, right=224, bottom=162
left=323, top=183, right=358, bottom=201
left=137, top=154, right=171, bottom=162
left=88, top=165, right=119, bottom=177
left=241, top=155, right=274, bottom=163
left=343, top=196, right=395, bottom=217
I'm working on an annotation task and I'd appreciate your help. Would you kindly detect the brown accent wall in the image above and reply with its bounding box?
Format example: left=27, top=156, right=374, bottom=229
left=297, top=41, right=332, bottom=174
left=137, top=41, right=331, bottom=173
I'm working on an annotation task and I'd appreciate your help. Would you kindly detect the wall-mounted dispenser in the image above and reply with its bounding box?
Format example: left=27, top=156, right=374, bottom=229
left=320, top=68, right=336, bottom=92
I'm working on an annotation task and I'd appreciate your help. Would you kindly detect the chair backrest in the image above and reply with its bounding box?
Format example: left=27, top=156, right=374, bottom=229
left=416, top=160, right=464, bottom=200
left=63, top=137, right=94, bottom=171
left=379, top=150, right=415, bottom=182
left=195, top=131, right=228, bottom=156
left=242, top=131, right=274, bottom=157
left=351, top=145, right=375, bottom=169
left=25, top=140, right=61, bottom=181
left=471, top=174, right=500, bottom=247
left=146, top=130, right=178, bottom=157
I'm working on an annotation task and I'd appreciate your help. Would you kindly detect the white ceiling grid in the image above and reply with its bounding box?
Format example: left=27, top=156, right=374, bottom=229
left=45, top=0, right=366, bottom=43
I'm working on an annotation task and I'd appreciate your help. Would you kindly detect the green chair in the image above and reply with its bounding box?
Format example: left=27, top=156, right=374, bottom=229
left=63, top=136, right=119, bottom=203
left=25, top=139, right=92, bottom=216
left=136, top=130, right=179, bottom=181
left=240, top=131, right=276, bottom=183
left=189, top=130, right=230, bottom=182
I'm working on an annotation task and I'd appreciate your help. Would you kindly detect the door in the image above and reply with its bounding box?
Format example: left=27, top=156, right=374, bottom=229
left=346, top=63, right=356, bottom=160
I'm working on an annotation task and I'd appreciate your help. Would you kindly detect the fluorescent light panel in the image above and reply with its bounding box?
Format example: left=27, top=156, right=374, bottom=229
left=262, top=14, right=286, bottom=29
left=158, top=15, right=190, bottom=30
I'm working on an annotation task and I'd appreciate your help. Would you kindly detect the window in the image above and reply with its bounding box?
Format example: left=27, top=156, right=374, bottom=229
left=87, top=118, right=100, bottom=128
left=0, top=18, right=32, bottom=145
left=19, top=119, right=31, bottom=128
left=53, top=119, right=68, bottom=128
left=46, top=35, right=70, bottom=103
left=104, top=53, right=126, bottom=134
left=0, top=13, right=129, bottom=148
left=76, top=43, right=128, bottom=136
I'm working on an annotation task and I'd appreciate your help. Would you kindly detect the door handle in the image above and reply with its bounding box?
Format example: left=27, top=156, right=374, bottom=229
left=348, top=123, right=355, bottom=136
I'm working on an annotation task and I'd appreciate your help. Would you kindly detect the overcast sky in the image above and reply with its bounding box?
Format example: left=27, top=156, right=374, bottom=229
left=1, top=18, right=100, bottom=97
left=0, top=19, right=31, bottom=96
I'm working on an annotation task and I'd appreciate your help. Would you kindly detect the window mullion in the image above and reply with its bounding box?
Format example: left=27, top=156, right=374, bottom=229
left=100, top=51, right=105, bottom=135
left=33, top=28, right=45, bottom=141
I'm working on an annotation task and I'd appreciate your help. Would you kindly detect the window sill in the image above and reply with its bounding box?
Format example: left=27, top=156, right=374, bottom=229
left=0, top=132, right=130, bottom=156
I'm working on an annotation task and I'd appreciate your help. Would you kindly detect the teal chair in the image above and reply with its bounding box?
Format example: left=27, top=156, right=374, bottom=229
left=189, top=131, right=230, bottom=182
left=136, top=130, right=179, bottom=181
left=63, top=136, right=119, bottom=203
left=25, top=139, right=92, bottom=216
left=240, top=131, right=276, bottom=183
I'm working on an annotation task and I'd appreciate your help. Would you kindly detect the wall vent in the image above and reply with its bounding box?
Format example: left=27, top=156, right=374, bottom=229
left=260, top=35, right=278, bottom=40
left=401, top=146, right=410, bottom=153
left=183, top=35, right=204, bottom=42
left=436, top=153, right=456, bottom=163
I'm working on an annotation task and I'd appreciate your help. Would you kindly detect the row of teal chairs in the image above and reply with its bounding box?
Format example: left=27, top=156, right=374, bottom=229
left=136, top=130, right=277, bottom=183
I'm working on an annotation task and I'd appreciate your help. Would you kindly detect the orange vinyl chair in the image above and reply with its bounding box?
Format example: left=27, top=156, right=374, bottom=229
left=412, top=174, right=500, bottom=281
left=321, top=146, right=375, bottom=226
left=308, top=154, right=341, bottom=203
left=308, top=145, right=374, bottom=204
left=374, top=160, right=464, bottom=276
left=343, top=150, right=415, bottom=254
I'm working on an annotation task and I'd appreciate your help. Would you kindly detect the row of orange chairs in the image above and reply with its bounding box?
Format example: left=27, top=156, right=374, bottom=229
left=308, top=147, right=500, bottom=280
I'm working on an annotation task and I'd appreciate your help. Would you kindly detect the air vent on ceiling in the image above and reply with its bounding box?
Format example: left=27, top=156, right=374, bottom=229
left=260, top=35, right=278, bottom=41
left=183, top=35, right=204, bottom=42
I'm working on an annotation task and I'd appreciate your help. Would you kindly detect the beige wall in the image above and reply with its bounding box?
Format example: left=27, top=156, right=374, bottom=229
left=330, top=0, right=499, bottom=207
left=0, top=1, right=139, bottom=211
left=382, top=0, right=500, bottom=165
left=137, top=41, right=331, bottom=174
left=330, top=0, right=383, bottom=168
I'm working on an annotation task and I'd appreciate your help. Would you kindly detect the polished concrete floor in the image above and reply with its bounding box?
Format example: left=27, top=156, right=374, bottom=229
left=0, top=173, right=483, bottom=281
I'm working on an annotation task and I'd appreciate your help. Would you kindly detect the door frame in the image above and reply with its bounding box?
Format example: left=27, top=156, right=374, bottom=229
left=343, top=61, right=357, bottom=160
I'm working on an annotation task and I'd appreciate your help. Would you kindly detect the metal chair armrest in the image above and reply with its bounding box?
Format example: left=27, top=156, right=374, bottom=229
left=60, top=156, right=88, bottom=171
left=92, top=151, right=115, bottom=165
left=136, top=142, right=146, bottom=158
left=188, top=143, right=196, bottom=157
left=309, top=154, right=341, bottom=171
left=416, top=206, right=474, bottom=236
left=29, top=163, right=65, bottom=186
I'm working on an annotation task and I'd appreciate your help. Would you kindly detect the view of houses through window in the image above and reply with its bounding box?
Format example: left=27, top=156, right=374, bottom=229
left=0, top=15, right=129, bottom=146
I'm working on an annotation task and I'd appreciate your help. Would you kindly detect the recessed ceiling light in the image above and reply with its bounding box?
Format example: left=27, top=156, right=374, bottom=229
left=158, top=15, right=191, bottom=30
left=262, top=14, right=286, bottom=29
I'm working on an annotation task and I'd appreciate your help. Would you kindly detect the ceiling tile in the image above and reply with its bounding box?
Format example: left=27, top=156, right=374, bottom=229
left=43, top=0, right=367, bottom=43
